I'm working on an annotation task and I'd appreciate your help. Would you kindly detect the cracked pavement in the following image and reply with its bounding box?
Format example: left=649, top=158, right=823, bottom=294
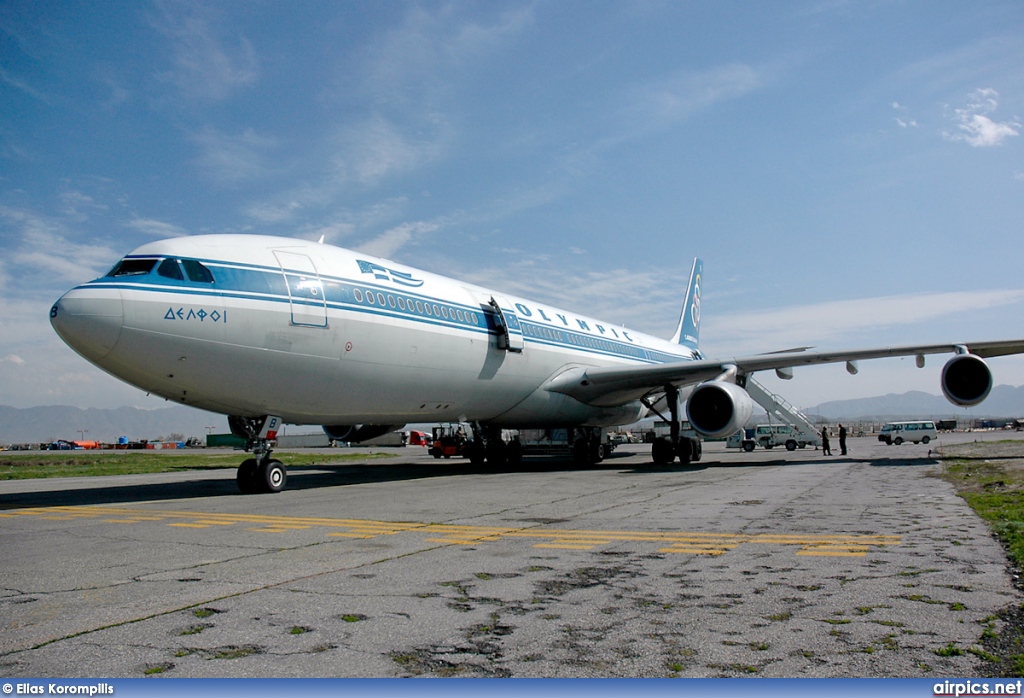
left=1, top=433, right=1020, bottom=677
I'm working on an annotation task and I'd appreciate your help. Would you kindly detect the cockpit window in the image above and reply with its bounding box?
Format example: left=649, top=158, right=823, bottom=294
left=157, top=258, right=184, bottom=280
left=107, top=258, right=158, bottom=277
left=182, top=259, right=215, bottom=284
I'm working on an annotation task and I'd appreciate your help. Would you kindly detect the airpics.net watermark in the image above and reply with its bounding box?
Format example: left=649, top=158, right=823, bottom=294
left=3, top=685, right=113, bottom=696
left=934, top=681, right=1024, bottom=697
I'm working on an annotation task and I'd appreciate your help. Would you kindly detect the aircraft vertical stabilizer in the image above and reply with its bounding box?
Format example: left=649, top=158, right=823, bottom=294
left=670, top=258, right=703, bottom=352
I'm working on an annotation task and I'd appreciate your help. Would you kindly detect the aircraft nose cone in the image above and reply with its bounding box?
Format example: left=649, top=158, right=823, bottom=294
left=50, top=288, right=124, bottom=362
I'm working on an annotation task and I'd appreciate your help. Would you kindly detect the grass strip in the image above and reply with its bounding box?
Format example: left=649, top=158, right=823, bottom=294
left=940, top=439, right=1024, bottom=676
left=0, top=450, right=396, bottom=480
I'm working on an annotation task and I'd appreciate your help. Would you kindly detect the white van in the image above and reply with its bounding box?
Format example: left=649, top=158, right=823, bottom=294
left=878, top=421, right=938, bottom=445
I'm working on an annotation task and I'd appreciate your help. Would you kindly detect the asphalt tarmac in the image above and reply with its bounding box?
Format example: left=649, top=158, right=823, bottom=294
left=1, top=432, right=1020, bottom=677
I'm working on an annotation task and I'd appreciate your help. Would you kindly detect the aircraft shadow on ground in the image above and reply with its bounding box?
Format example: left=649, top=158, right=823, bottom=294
left=0, top=451, right=642, bottom=509
left=0, top=451, right=940, bottom=510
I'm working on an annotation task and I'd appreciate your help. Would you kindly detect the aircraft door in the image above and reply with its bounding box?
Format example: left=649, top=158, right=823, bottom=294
left=488, top=295, right=524, bottom=352
left=274, top=251, right=328, bottom=328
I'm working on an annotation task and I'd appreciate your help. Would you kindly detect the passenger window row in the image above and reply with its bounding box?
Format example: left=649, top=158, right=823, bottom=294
left=351, top=288, right=480, bottom=326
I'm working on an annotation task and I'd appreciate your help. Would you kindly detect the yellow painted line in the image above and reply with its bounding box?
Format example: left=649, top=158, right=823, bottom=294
left=2, top=505, right=902, bottom=558
left=544, top=539, right=613, bottom=547
left=797, top=545, right=872, bottom=557
left=660, top=543, right=741, bottom=554
left=427, top=539, right=487, bottom=545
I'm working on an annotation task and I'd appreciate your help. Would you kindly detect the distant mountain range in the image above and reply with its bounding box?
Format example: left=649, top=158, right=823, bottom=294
left=806, top=384, right=1024, bottom=421
left=3, top=385, right=1024, bottom=444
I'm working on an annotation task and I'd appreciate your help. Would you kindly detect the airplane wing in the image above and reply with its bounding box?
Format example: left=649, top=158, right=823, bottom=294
left=544, top=339, right=1024, bottom=407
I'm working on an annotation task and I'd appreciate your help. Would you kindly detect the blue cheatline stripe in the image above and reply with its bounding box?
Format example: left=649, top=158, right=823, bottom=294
left=84, top=261, right=692, bottom=366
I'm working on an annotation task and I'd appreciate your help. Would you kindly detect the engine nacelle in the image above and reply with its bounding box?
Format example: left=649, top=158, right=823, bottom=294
left=941, top=354, right=993, bottom=407
left=685, top=381, right=754, bottom=438
left=322, top=424, right=402, bottom=443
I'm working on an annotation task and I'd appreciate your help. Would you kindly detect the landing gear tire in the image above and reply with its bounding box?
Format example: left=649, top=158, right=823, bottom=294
left=467, top=442, right=486, bottom=467
left=652, top=437, right=675, bottom=464
left=486, top=439, right=508, bottom=467
left=237, top=458, right=260, bottom=494
left=676, top=438, right=693, bottom=465
left=506, top=439, right=523, bottom=466
left=257, top=459, right=287, bottom=493
left=572, top=438, right=591, bottom=467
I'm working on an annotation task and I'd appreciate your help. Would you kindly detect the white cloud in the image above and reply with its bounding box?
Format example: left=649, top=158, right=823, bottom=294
left=0, top=205, right=120, bottom=284
left=607, top=63, right=768, bottom=148
left=356, top=221, right=439, bottom=260
left=337, top=116, right=449, bottom=187
left=891, top=100, right=919, bottom=129
left=126, top=217, right=188, bottom=238
left=3, top=354, right=26, bottom=366
left=151, top=0, right=259, bottom=102
left=324, top=6, right=532, bottom=189
left=306, top=221, right=355, bottom=244
left=945, top=88, right=1020, bottom=147
left=192, top=126, right=278, bottom=185
left=706, top=289, right=1024, bottom=355
left=364, top=5, right=533, bottom=106
left=59, top=190, right=108, bottom=220
left=0, top=65, right=53, bottom=104
left=245, top=200, right=304, bottom=224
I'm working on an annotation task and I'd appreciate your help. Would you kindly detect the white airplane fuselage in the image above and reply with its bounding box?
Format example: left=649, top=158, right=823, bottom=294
left=52, top=234, right=695, bottom=429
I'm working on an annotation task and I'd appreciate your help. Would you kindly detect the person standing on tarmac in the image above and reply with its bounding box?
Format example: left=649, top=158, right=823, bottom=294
left=821, top=426, right=831, bottom=456
left=838, top=423, right=847, bottom=456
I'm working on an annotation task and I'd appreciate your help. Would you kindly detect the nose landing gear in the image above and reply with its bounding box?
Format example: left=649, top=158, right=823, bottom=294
left=229, top=415, right=287, bottom=494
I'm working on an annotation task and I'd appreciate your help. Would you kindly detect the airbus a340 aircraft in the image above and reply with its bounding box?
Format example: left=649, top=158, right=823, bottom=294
left=51, top=234, right=1024, bottom=493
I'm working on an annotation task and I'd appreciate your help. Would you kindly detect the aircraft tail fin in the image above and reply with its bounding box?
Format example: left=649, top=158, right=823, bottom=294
left=670, top=258, right=703, bottom=351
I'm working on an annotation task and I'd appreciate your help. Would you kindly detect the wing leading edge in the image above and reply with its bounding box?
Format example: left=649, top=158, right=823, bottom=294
left=544, top=339, right=1024, bottom=408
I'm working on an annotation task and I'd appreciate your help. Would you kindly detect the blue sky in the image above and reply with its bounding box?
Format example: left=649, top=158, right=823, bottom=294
left=1, top=0, right=1023, bottom=412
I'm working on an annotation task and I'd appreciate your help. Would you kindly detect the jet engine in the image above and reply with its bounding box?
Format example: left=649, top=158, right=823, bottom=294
left=322, top=424, right=402, bottom=443
left=941, top=353, right=993, bottom=407
left=685, top=380, right=754, bottom=438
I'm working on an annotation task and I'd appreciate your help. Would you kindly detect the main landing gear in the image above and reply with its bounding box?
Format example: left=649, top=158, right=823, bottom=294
left=229, top=415, right=287, bottom=494
left=464, top=424, right=523, bottom=468
left=464, top=424, right=606, bottom=467
left=570, top=427, right=608, bottom=467
left=646, top=386, right=703, bottom=466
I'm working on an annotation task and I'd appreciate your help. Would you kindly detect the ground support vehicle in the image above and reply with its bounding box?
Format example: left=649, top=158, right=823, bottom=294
left=878, top=421, right=938, bottom=445
left=727, top=424, right=816, bottom=452
left=429, top=425, right=470, bottom=459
